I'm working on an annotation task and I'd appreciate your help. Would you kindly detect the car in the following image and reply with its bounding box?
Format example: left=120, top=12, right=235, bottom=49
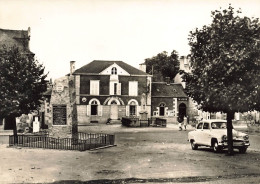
left=188, top=119, right=250, bottom=153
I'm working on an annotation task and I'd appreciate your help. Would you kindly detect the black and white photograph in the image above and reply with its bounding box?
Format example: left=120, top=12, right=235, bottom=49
left=0, top=0, right=259, bottom=183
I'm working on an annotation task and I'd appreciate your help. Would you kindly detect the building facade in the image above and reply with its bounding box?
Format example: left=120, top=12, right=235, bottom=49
left=44, top=59, right=190, bottom=135
left=0, top=27, right=33, bottom=55
left=72, top=60, right=152, bottom=125
left=151, top=80, right=189, bottom=123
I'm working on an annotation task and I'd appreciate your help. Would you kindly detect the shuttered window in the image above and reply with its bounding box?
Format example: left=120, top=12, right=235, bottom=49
left=110, top=82, right=121, bottom=95
left=90, top=80, right=99, bottom=95
left=129, top=81, right=138, bottom=96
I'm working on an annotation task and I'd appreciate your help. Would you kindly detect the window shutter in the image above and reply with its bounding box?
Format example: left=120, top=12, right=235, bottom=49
left=90, top=81, right=99, bottom=95
left=110, top=82, right=114, bottom=95
left=90, top=81, right=93, bottom=95
left=126, top=105, right=129, bottom=116
left=96, top=81, right=100, bottom=95
left=135, top=82, right=138, bottom=96
left=128, top=82, right=131, bottom=96
left=98, top=105, right=103, bottom=116
left=165, top=107, right=169, bottom=117
left=137, top=106, right=141, bottom=116
left=117, top=83, right=121, bottom=95
left=87, top=105, right=90, bottom=116
left=129, top=81, right=138, bottom=96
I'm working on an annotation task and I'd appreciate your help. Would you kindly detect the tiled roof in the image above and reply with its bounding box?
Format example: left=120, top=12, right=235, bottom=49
left=73, top=60, right=148, bottom=75
left=152, top=82, right=188, bottom=98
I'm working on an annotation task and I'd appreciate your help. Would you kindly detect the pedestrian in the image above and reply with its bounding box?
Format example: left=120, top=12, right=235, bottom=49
left=183, top=116, right=188, bottom=131
left=178, top=116, right=183, bottom=131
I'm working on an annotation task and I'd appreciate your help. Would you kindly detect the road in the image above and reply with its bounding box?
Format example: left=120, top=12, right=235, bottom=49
left=0, top=124, right=259, bottom=183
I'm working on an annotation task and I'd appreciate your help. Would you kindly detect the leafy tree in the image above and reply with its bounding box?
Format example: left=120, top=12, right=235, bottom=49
left=0, top=46, right=48, bottom=139
left=145, top=50, right=179, bottom=82
left=183, top=5, right=260, bottom=155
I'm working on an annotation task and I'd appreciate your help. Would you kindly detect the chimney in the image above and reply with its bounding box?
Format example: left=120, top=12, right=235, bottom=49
left=28, top=27, right=31, bottom=38
left=139, top=63, right=146, bottom=73
left=166, top=77, right=170, bottom=85
left=70, top=61, right=76, bottom=75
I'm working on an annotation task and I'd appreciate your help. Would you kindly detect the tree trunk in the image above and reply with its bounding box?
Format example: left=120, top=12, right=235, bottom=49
left=226, top=111, right=234, bottom=156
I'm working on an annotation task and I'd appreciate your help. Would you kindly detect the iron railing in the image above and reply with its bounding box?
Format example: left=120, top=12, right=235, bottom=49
left=9, top=133, right=115, bottom=151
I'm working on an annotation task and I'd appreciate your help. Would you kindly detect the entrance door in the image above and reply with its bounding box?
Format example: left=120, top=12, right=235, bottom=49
left=179, top=103, right=186, bottom=118
left=110, top=105, right=118, bottom=120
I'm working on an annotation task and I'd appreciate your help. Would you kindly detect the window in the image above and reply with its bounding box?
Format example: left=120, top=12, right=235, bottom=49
left=197, top=123, right=203, bottom=129
left=111, top=67, right=117, bottom=75
left=90, top=80, right=99, bottom=95
left=129, top=81, right=138, bottom=96
left=114, top=83, right=117, bottom=95
left=111, top=100, right=117, bottom=105
left=110, top=82, right=121, bottom=95
left=91, top=100, right=98, bottom=115
left=130, top=101, right=136, bottom=116
left=203, top=123, right=209, bottom=129
left=159, top=103, right=165, bottom=116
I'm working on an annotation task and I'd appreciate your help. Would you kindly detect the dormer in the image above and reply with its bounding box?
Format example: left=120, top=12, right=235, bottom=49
left=99, top=63, right=130, bottom=76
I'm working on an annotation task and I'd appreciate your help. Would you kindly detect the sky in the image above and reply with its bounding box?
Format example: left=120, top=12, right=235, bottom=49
left=0, top=0, right=259, bottom=80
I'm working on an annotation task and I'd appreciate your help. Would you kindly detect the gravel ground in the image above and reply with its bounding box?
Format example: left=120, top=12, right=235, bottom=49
left=0, top=124, right=259, bottom=184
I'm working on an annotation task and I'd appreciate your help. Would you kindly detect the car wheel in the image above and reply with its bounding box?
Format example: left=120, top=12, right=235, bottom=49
left=191, top=140, right=198, bottom=150
left=213, top=141, right=222, bottom=153
left=239, top=147, right=247, bottom=154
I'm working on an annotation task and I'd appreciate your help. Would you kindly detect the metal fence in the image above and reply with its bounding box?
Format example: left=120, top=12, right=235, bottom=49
left=9, top=133, right=115, bottom=151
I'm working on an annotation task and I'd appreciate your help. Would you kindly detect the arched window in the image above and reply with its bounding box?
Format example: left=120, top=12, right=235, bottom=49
left=111, top=67, right=117, bottom=75
left=111, top=100, right=117, bottom=105
left=91, top=100, right=98, bottom=115
left=130, top=101, right=137, bottom=116
left=159, top=103, right=165, bottom=116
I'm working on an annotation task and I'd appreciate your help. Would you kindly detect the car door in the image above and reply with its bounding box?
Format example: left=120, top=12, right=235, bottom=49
left=200, top=122, right=211, bottom=146
left=194, top=122, right=203, bottom=144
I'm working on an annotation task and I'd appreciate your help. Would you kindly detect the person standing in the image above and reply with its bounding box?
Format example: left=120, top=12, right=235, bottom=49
left=178, top=116, right=183, bottom=131
left=183, top=116, right=188, bottom=131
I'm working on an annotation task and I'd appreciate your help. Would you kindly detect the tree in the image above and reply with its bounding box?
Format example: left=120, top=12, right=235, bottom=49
left=145, top=50, right=179, bottom=82
left=183, top=5, right=260, bottom=155
left=0, top=46, right=48, bottom=139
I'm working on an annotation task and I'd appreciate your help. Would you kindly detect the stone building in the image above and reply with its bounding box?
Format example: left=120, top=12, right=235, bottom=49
left=0, top=27, right=33, bottom=131
left=151, top=78, right=189, bottom=123
left=45, top=59, right=190, bottom=137
left=0, top=27, right=33, bottom=55
left=70, top=60, right=152, bottom=125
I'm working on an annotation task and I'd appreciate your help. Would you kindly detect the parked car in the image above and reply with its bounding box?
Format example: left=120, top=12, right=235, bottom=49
left=188, top=119, right=250, bottom=153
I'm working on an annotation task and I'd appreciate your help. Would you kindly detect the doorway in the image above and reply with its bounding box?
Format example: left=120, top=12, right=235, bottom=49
left=179, top=103, right=187, bottom=118
left=110, top=100, right=118, bottom=120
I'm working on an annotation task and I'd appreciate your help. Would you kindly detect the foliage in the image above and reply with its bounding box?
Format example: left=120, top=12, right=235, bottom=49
left=183, top=5, right=260, bottom=113
left=145, top=50, right=179, bottom=82
left=0, top=46, right=48, bottom=118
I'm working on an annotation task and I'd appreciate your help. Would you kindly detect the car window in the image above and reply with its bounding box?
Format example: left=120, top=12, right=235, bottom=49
left=197, top=123, right=203, bottom=129
left=203, top=123, right=209, bottom=129
left=211, top=122, right=227, bottom=129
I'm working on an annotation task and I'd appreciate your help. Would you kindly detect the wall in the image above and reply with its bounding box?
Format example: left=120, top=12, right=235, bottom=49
left=151, top=97, right=188, bottom=123
left=75, top=74, right=151, bottom=124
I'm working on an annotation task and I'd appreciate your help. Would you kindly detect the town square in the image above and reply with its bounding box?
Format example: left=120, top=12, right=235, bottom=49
left=0, top=0, right=260, bottom=183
